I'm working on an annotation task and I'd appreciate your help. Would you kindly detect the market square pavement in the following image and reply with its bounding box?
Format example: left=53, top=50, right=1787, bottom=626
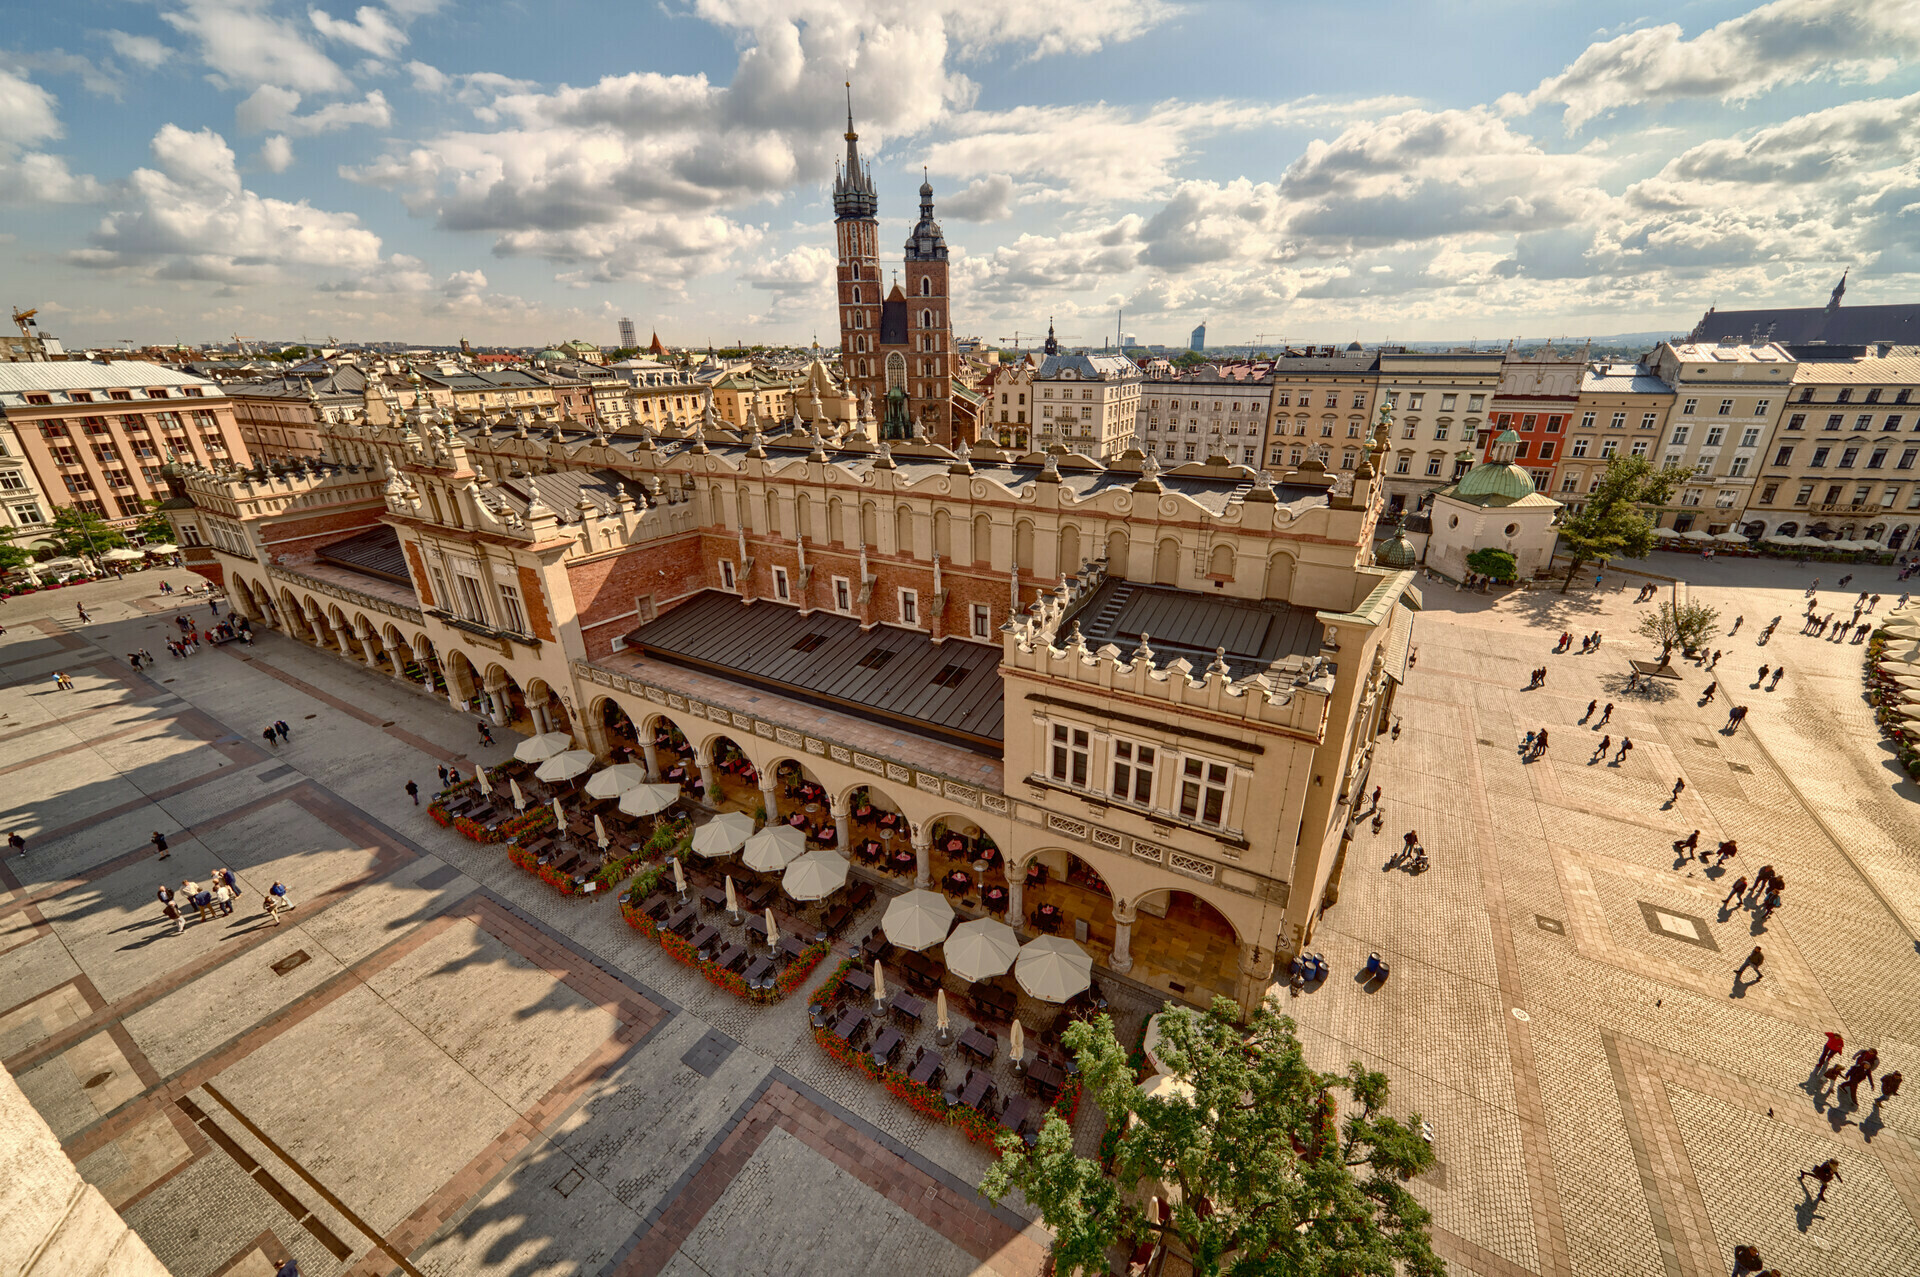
left=2, top=552, right=1917, bottom=1277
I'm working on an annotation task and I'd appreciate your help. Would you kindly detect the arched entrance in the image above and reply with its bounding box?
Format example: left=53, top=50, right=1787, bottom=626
left=1891, top=523, right=1911, bottom=551
left=928, top=817, right=1004, bottom=915
left=648, top=718, right=701, bottom=802
left=703, top=734, right=759, bottom=815
left=843, top=783, right=915, bottom=878
left=768, top=757, right=837, bottom=851
left=1129, top=887, right=1241, bottom=1005
left=597, top=696, right=639, bottom=762
left=443, top=649, right=480, bottom=708
left=481, top=665, right=529, bottom=732
left=526, top=679, right=572, bottom=737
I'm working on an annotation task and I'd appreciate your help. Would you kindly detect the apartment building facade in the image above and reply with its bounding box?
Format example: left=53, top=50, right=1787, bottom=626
left=1140, top=365, right=1274, bottom=469
left=1557, top=363, right=1677, bottom=510
left=1376, top=351, right=1502, bottom=510
left=0, top=362, right=249, bottom=525
left=1033, top=353, right=1141, bottom=459
left=1265, top=348, right=1380, bottom=478
left=1485, top=347, right=1586, bottom=494
left=1645, top=341, right=1793, bottom=533
left=1744, top=346, right=1920, bottom=548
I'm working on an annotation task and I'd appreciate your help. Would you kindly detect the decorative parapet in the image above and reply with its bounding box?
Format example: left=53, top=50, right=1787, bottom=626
left=266, top=562, right=425, bottom=627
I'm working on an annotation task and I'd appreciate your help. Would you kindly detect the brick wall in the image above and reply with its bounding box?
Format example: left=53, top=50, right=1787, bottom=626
left=566, top=533, right=708, bottom=656
left=518, top=564, right=555, bottom=642
left=258, top=505, right=387, bottom=563
left=404, top=540, right=435, bottom=608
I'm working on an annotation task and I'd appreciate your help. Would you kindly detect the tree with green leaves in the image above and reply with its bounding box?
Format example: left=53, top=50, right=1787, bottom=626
left=133, top=500, right=175, bottom=545
left=45, top=505, right=128, bottom=558
left=1555, top=455, right=1692, bottom=592
left=0, top=529, right=30, bottom=573
left=982, top=997, right=1442, bottom=1277
left=1638, top=598, right=1721, bottom=656
left=1466, top=547, right=1517, bottom=582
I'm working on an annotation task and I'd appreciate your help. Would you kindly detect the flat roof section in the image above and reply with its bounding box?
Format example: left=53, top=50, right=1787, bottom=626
left=1064, top=579, right=1323, bottom=679
left=316, top=525, right=409, bottom=584
left=623, top=592, right=1006, bottom=751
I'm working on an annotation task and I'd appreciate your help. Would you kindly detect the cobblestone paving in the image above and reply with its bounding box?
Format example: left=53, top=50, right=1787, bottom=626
left=1290, top=557, right=1920, bottom=1277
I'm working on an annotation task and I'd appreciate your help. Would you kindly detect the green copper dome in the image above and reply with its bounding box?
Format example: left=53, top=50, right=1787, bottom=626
left=1455, top=428, right=1535, bottom=499
left=1376, top=517, right=1418, bottom=569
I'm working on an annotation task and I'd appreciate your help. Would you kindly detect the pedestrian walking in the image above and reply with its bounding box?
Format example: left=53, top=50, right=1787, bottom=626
left=8, top=831, right=24, bottom=859
left=1880, top=1072, right=1903, bottom=1106
left=1703, top=681, right=1717, bottom=704
left=478, top=721, right=495, bottom=746
left=77, top=605, right=89, bottom=623
left=1738, top=945, right=1765, bottom=982
left=1582, top=699, right=1596, bottom=722
left=1523, top=729, right=1537, bottom=755
left=215, top=867, right=239, bottom=899
left=1799, top=1158, right=1841, bottom=1204
left=1534, top=728, right=1549, bottom=756
left=1769, top=667, right=1784, bottom=690
left=275, top=720, right=290, bottom=742
left=1839, top=573, right=1853, bottom=588
left=1714, top=839, right=1737, bottom=866
left=1615, top=737, right=1633, bottom=763
left=263, top=726, right=279, bottom=749
left=1722, top=876, right=1748, bottom=909
left=1732, top=1244, right=1763, bottom=1274
left=437, top=763, right=449, bottom=788
left=1671, top=776, right=1686, bottom=803
left=163, top=899, right=184, bottom=934
left=1729, top=705, right=1748, bottom=733
left=269, top=880, right=293, bottom=911
left=1854, top=1047, right=1880, bottom=1085
left=1593, top=734, right=1611, bottom=763
left=447, top=766, right=460, bottom=786
left=155, top=883, right=173, bottom=908
left=194, top=890, right=216, bottom=922
left=406, top=779, right=419, bottom=805
left=1675, top=829, right=1699, bottom=857
left=1731, top=616, right=1743, bottom=635
left=263, top=893, right=282, bottom=926
left=1403, top=830, right=1419, bottom=855
left=151, top=830, right=170, bottom=859
left=1756, top=664, right=1770, bottom=686
left=1709, top=649, right=1721, bottom=669
left=1819, top=1031, right=1845, bottom=1072
left=1598, top=702, right=1613, bottom=726
left=213, top=881, right=233, bottom=916
left=1841, top=1061, right=1870, bottom=1106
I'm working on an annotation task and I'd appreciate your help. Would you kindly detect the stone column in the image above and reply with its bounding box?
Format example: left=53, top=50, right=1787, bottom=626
left=641, top=743, right=660, bottom=782
left=483, top=686, right=507, bottom=727
left=832, top=799, right=852, bottom=858
left=354, top=627, right=380, bottom=667
left=410, top=643, right=437, bottom=695
left=1234, top=941, right=1275, bottom=1019
left=1110, top=903, right=1137, bottom=973
left=912, top=824, right=931, bottom=889
left=1009, top=875, right=1025, bottom=929
left=530, top=701, right=550, bottom=734
left=759, top=776, right=780, bottom=827
left=381, top=639, right=410, bottom=683
left=697, top=748, right=720, bottom=805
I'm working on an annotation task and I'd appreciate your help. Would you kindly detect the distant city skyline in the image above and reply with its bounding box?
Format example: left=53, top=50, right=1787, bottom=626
left=4, top=1, right=1918, bottom=349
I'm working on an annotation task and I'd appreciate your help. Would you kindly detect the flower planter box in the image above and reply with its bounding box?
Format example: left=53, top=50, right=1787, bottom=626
left=619, top=893, right=830, bottom=1003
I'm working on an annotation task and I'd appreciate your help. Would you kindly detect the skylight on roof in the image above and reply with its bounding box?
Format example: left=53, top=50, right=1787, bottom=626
left=792, top=633, right=829, bottom=653
left=856, top=647, right=895, bottom=670
left=929, top=663, right=969, bottom=689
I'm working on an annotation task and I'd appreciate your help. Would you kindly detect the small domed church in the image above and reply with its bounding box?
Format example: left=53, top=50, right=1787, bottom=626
left=832, top=94, right=959, bottom=446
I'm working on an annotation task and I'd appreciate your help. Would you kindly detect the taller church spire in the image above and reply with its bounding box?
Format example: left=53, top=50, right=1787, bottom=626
left=832, top=83, right=876, bottom=221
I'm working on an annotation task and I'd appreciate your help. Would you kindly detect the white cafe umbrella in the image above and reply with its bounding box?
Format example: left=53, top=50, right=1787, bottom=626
left=103, top=547, right=144, bottom=561
left=535, top=750, right=595, bottom=783
left=945, top=917, right=1021, bottom=983
left=765, top=908, right=779, bottom=951
left=881, top=889, right=954, bottom=952
left=1764, top=534, right=1797, bottom=545
left=1014, top=934, right=1094, bottom=1003
left=593, top=813, right=610, bottom=851
left=514, top=731, right=574, bottom=763
left=782, top=849, right=848, bottom=901
left=1652, top=526, right=1679, bottom=538
left=510, top=778, right=527, bottom=811
left=1010, top=1019, right=1025, bottom=1066
left=691, top=811, right=755, bottom=858
left=935, top=988, right=950, bottom=1036
left=1714, top=531, right=1748, bottom=544
left=619, top=783, right=681, bottom=818
left=584, top=763, right=648, bottom=800
left=1680, top=529, right=1714, bottom=542
left=671, top=855, right=686, bottom=896
left=551, top=796, right=565, bottom=829
left=725, top=875, right=738, bottom=915
left=741, top=824, right=806, bottom=873
left=1883, top=643, right=1920, bottom=665
left=873, top=960, right=888, bottom=1006
left=476, top=766, right=493, bottom=795
left=145, top=543, right=179, bottom=555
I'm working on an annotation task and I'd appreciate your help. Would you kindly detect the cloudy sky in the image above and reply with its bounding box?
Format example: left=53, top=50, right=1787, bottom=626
left=5, top=0, right=1918, bottom=350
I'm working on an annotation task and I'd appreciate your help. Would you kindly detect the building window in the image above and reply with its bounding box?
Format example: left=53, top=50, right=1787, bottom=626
left=773, top=566, right=790, bottom=600
left=1718, top=399, right=1734, bottom=415
left=1759, top=483, right=1779, bottom=504
left=1869, top=448, right=1889, bottom=470
left=1178, top=756, right=1230, bottom=827
left=1600, top=440, right=1618, bottom=458
left=1899, top=449, right=1918, bottom=471
left=1440, top=394, right=1456, bottom=410
left=1560, top=473, right=1579, bottom=493
left=1434, top=423, right=1448, bottom=441
left=719, top=559, right=736, bottom=591
left=1639, top=413, right=1657, bottom=430
left=1539, top=441, right=1556, bottom=459
left=1729, top=455, right=1749, bottom=477
left=1885, top=415, right=1905, bottom=432
left=1716, top=489, right=1737, bottom=508
left=496, top=581, right=528, bottom=634
left=1394, top=455, right=1410, bottom=474
left=1468, top=395, right=1485, bottom=411
left=1839, top=447, right=1860, bottom=468
left=1826, top=414, right=1844, bottom=430
left=1786, top=413, right=1806, bottom=431
left=1739, top=427, right=1760, bottom=448
left=453, top=572, right=490, bottom=624
left=1580, top=412, right=1596, bottom=429
left=1514, top=441, right=1530, bottom=459
left=833, top=576, right=851, bottom=612
left=1631, top=440, right=1649, bottom=457
left=898, top=589, right=918, bottom=626
left=1111, top=740, right=1156, bottom=805
left=1682, top=399, right=1697, bottom=415
left=1570, top=438, right=1589, bottom=458
left=1425, top=456, right=1442, bottom=476
left=1795, top=485, right=1813, bottom=505
left=1670, top=425, right=1689, bottom=446
left=971, top=604, right=992, bottom=639
left=1051, top=723, right=1090, bottom=787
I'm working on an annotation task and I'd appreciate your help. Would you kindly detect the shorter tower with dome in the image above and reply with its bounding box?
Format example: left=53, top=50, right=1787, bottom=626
left=1422, top=428, right=1562, bottom=581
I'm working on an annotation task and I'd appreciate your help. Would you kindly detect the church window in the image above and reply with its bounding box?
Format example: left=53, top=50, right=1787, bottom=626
left=852, top=286, right=861, bottom=302
left=921, top=309, right=934, bottom=328
left=885, top=352, right=906, bottom=394
left=920, top=277, right=932, bottom=296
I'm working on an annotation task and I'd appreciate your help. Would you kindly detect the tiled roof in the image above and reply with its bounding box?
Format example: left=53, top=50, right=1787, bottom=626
left=624, top=591, right=1007, bottom=749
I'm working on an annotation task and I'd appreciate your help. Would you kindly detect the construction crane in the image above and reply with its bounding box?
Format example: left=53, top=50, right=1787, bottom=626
left=13, top=307, right=38, bottom=340
left=231, top=332, right=257, bottom=356
left=997, top=332, right=1025, bottom=350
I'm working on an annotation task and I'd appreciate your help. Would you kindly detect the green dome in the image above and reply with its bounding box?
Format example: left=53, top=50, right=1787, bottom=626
left=1455, top=429, right=1534, bottom=499
left=1377, top=522, right=1418, bottom=569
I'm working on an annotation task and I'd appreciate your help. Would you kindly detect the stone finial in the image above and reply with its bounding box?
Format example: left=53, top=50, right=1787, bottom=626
left=874, top=439, right=895, bottom=469
left=1209, top=646, right=1230, bottom=678
left=1038, top=451, right=1061, bottom=483
left=950, top=438, right=973, bottom=475
left=1132, top=631, right=1155, bottom=666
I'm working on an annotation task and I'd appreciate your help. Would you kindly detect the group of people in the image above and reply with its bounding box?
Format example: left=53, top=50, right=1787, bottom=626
left=1519, top=728, right=1549, bottom=758
left=1526, top=665, right=1550, bottom=688
left=1816, top=1032, right=1902, bottom=1112
left=155, top=870, right=294, bottom=932
left=261, top=720, right=292, bottom=748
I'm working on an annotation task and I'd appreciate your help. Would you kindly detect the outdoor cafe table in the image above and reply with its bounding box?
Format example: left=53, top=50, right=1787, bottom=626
left=889, top=850, right=916, bottom=874
left=959, top=1069, right=994, bottom=1109
left=700, top=885, right=726, bottom=912
left=831, top=1006, right=868, bottom=1043
left=899, top=951, right=941, bottom=989
left=973, top=984, right=1017, bottom=1019
left=777, top=934, right=808, bottom=962
left=1026, top=1056, right=1064, bottom=1097
left=855, top=840, right=883, bottom=864
left=744, top=882, right=775, bottom=911
left=1033, top=903, right=1062, bottom=932
left=665, top=905, right=699, bottom=935
left=860, top=932, right=890, bottom=962
left=819, top=904, right=850, bottom=935
left=869, top=1025, right=904, bottom=1068
left=889, top=991, right=925, bottom=1024
left=689, top=924, right=719, bottom=954
left=942, top=870, right=970, bottom=894
left=842, top=968, right=873, bottom=998
left=998, top=1094, right=1032, bottom=1132
left=716, top=943, right=747, bottom=972
left=908, top=1048, right=942, bottom=1086
left=745, top=914, right=768, bottom=944
left=958, top=1026, right=997, bottom=1064
left=981, top=885, right=1008, bottom=913
left=744, top=955, right=774, bottom=987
